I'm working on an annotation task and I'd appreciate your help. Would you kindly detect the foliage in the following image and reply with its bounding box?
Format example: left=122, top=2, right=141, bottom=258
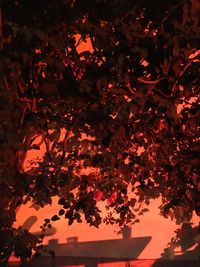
left=161, top=222, right=200, bottom=259
left=0, top=0, right=199, bottom=264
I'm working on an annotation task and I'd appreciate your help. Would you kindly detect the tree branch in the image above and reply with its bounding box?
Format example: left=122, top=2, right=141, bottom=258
left=43, top=129, right=54, bottom=167
left=172, top=57, right=199, bottom=93
left=154, top=88, right=170, bottom=98
left=137, top=77, right=164, bottom=85
left=161, top=0, right=186, bottom=31
left=89, top=34, right=106, bottom=64
left=55, top=118, right=78, bottom=173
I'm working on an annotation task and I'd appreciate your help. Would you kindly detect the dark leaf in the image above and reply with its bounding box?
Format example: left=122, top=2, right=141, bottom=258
left=51, top=215, right=60, bottom=221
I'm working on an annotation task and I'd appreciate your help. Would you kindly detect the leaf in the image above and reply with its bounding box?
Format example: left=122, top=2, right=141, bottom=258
left=141, top=208, right=149, bottom=213
left=31, top=144, right=40, bottom=150
left=130, top=198, right=136, bottom=207
left=44, top=218, right=50, bottom=224
left=185, top=189, right=192, bottom=201
left=49, top=129, right=61, bottom=142
left=59, top=209, right=65, bottom=216
left=58, top=198, right=66, bottom=205
left=79, top=51, right=91, bottom=59
left=51, top=215, right=60, bottom=221
left=132, top=219, right=140, bottom=224
left=47, top=223, right=52, bottom=229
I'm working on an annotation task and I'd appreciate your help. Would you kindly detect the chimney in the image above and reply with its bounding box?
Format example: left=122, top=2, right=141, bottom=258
left=66, top=236, right=78, bottom=244
left=122, top=226, right=131, bottom=239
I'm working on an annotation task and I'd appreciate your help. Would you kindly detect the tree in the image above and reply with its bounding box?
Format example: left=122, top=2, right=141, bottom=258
left=0, top=0, right=199, bottom=264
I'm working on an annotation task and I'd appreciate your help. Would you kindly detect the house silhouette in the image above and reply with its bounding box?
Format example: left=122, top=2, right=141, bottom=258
left=10, top=225, right=151, bottom=267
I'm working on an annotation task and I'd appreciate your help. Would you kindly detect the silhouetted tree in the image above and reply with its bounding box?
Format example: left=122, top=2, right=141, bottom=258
left=0, top=0, right=199, bottom=264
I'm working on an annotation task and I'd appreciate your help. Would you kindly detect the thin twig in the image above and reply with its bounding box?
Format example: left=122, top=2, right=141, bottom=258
left=89, top=34, right=106, bottom=64
left=179, top=59, right=197, bottom=78
left=56, top=118, right=78, bottom=172
left=30, top=133, right=44, bottom=147
left=120, top=9, right=134, bottom=24
left=19, top=106, right=27, bottom=130
left=43, top=129, right=54, bottom=167
left=154, top=88, right=170, bottom=98
left=75, top=35, right=83, bottom=48
left=137, top=77, right=164, bottom=85
left=172, top=57, right=198, bottom=93
left=137, top=77, right=169, bottom=98
left=4, top=76, right=9, bottom=91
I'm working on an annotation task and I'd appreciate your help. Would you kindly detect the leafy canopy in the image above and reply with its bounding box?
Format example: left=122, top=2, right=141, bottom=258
left=0, top=0, right=199, bottom=264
